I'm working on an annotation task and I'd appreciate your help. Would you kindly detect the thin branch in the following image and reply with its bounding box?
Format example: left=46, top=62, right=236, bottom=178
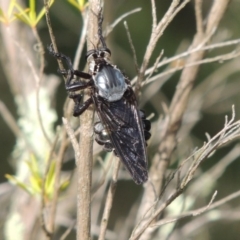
left=143, top=49, right=164, bottom=86
left=205, top=0, right=231, bottom=34
left=188, top=144, right=240, bottom=197
left=123, top=21, right=139, bottom=74
left=4, top=28, right=53, bottom=147
left=32, top=27, right=53, bottom=146
left=60, top=220, right=76, bottom=240
left=180, top=212, right=240, bottom=239
left=152, top=189, right=240, bottom=227
left=104, top=8, right=142, bottom=37
left=43, top=0, right=66, bottom=76
left=62, top=118, right=80, bottom=161
left=135, top=0, right=192, bottom=99
left=193, top=191, right=218, bottom=216
left=130, top=188, right=183, bottom=240
left=40, top=132, right=59, bottom=238
left=181, top=107, right=240, bottom=189
left=131, top=37, right=240, bottom=85
left=0, top=100, right=33, bottom=152
left=98, top=158, right=120, bottom=240
left=151, top=0, right=157, bottom=30
left=73, top=12, right=89, bottom=70
left=194, top=0, right=203, bottom=34
left=132, top=111, right=240, bottom=238
left=47, top=128, right=68, bottom=236
left=91, top=153, right=114, bottom=200
left=137, top=2, right=232, bottom=236
left=144, top=48, right=240, bottom=86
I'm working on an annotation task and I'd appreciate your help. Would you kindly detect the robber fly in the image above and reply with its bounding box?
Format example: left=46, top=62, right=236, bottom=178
left=49, top=10, right=151, bottom=184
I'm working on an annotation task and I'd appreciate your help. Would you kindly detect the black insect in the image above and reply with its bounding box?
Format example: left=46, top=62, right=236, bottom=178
left=48, top=11, right=151, bottom=184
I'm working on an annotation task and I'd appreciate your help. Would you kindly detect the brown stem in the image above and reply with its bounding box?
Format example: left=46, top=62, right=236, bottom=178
left=98, top=158, right=120, bottom=240
left=76, top=1, right=100, bottom=239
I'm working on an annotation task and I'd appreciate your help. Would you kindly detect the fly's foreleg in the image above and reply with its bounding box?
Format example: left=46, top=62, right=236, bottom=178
left=66, top=78, right=94, bottom=116
left=69, top=95, right=93, bottom=116
left=48, top=45, right=94, bottom=116
left=48, top=44, right=92, bottom=86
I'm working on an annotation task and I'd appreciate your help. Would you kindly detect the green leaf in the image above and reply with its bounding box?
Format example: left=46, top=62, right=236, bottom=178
left=14, top=2, right=31, bottom=25
left=0, top=8, right=5, bottom=19
left=67, top=0, right=88, bottom=12
left=29, top=0, right=36, bottom=22
left=0, top=0, right=18, bottom=24
left=45, top=161, right=56, bottom=197
left=13, top=0, right=55, bottom=27
left=7, top=0, right=16, bottom=16
left=29, top=175, right=41, bottom=193
left=26, top=155, right=41, bottom=180
left=60, top=179, right=70, bottom=191
left=5, top=174, right=33, bottom=195
left=6, top=154, right=69, bottom=200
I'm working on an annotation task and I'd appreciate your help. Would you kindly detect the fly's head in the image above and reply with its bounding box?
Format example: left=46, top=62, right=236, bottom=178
left=86, top=48, right=111, bottom=74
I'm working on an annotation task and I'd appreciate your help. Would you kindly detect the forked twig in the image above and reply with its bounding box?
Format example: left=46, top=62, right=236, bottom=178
left=151, top=189, right=240, bottom=227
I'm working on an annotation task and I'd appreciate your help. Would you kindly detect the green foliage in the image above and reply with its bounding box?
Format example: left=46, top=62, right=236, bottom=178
left=5, top=155, right=69, bottom=201
left=0, top=0, right=88, bottom=27
left=0, top=0, right=17, bottom=24
left=14, top=0, right=54, bottom=28
left=68, top=0, right=88, bottom=12
left=0, top=0, right=54, bottom=27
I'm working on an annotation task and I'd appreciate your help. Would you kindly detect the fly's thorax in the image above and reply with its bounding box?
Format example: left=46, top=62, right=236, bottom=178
left=86, top=49, right=127, bottom=102
left=94, top=65, right=127, bottom=102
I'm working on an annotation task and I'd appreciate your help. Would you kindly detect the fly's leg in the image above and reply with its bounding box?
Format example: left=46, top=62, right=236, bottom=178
left=48, top=45, right=94, bottom=116
left=48, top=44, right=92, bottom=87
left=67, top=82, right=93, bottom=116
left=139, top=110, right=151, bottom=141
left=69, top=94, right=93, bottom=116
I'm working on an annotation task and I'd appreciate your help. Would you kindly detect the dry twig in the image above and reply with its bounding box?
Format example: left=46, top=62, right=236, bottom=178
left=136, top=1, right=232, bottom=239
left=98, top=158, right=120, bottom=240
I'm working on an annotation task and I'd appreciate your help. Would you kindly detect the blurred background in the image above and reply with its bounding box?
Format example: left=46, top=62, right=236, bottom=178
left=0, top=0, right=240, bottom=239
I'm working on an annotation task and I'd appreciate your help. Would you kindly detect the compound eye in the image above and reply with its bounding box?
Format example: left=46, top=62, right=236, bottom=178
left=86, top=54, right=98, bottom=64
left=103, top=50, right=111, bottom=59
left=104, top=48, right=111, bottom=56
left=85, top=49, right=97, bottom=60
left=98, top=47, right=111, bottom=57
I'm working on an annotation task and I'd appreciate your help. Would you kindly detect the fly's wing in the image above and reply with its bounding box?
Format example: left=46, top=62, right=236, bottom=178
left=94, top=96, right=148, bottom=184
